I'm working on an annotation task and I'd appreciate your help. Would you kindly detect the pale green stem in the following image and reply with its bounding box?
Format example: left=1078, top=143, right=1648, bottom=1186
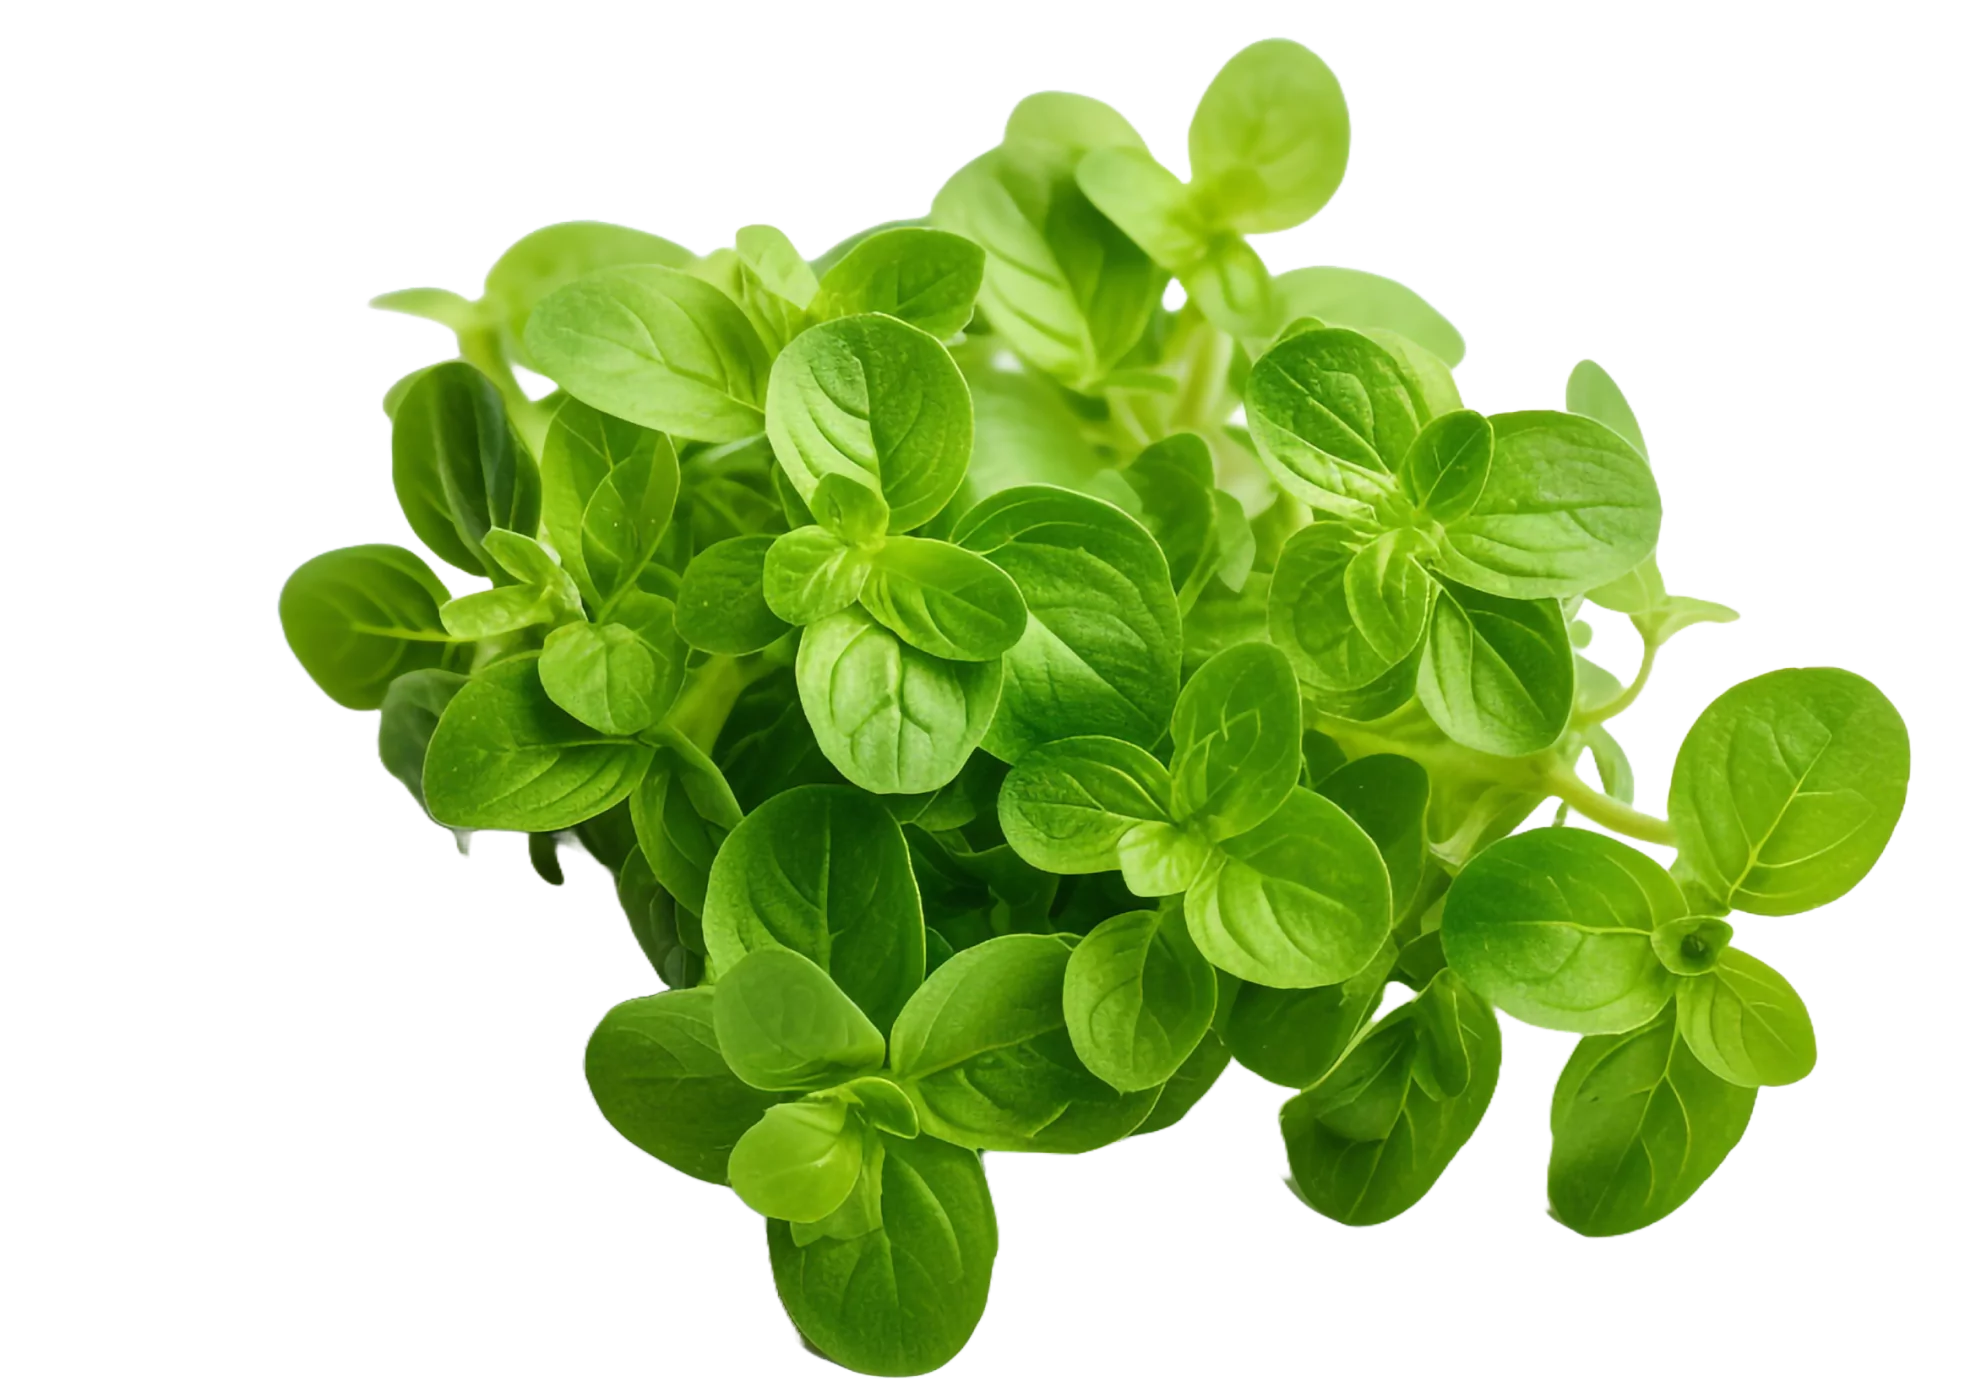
left=1576, top=637, right=1657, bottom=726
left=663, top=653, right=774, bottom=752
left=1537, top=760, right=1677, bottom=847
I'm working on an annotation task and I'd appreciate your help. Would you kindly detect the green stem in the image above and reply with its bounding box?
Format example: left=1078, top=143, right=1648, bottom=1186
left=1536, top=760, right=1678, bottom=847
left=1576, top=637, right=1657, bottom=726
left=664, top=653, right=773, bottom=752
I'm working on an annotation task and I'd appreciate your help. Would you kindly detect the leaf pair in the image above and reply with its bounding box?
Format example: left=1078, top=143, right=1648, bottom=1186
left=1442, top=822, right=1819, bottom=1088
left=1280, top=968, right=1501, bottom=1225
left=1001, top=641, right=1392, bottom=987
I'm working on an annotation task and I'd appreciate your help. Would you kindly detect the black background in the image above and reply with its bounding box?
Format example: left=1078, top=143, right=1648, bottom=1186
left=298, top=21, right=1956, bottom=1382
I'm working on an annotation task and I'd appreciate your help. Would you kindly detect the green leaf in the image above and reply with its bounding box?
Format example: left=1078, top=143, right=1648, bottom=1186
left=1676, top=947, right=1817, bottom=1087
left=997, top=735, right=1176, bottom=877
left=1564, top=359, right=1649, bottom=460
left=1343, top=530, right=1434, bottom=666
left=1272, top=267, right=1464, bottom=367
left=952, top=344, right=1109, bottom=507
left=1650, top=915, right=1732, bottom=976
left=676, top=535, right=792, bottom=655
left=1169, top=641, right=1302, bottom=840
left=537, top=399, right=678, bottom=609
left=700, top=785, right=925, bottom=1033
left=1003, top=90, right=1145, bottom=152
left=281, top=545, right=462, bottom=710
left=1075, top=145, right=1211, bottom=269
left=1397, top=408, right=1491, bottom=524
left=810, top=473, right=891, bottom=546
left=1443, top=827, right=1682, bottom=1033
left=1548, top=1001, right=1756, bottom=1236
left=767, top=314, right=973, bottom=533
left=630, top=733, right=743, bottom=917
left=809, top=227, right=986, bottom=340
left=615, top=848, right=702, bottom=987
left=763, top=526, right=873, bottom=626
left=796, top=607, right=1002, bottom=796
left=1129, top=1028, right=1232, bottom=1136
left=370, top=286, right=479, bottom=333
left=711, top=947, right=887, bottom=1093
left=483, top=221, right=695, bottom=366
left=584, top=988, right=778, bottom=1185
left=889, top=934, right=1160, bottom=1152
left=767, top=1133, right=995, bottom=1377
left=390, top=362, right=543, bottom=576
left=1281, top=971, right=1499, bottom=1225
left=1063, top=902, right=1218, bottom=1092
left=1268, top=522, right=1423, bottom=694
left=1245, top=327, right=1423, bottom=517
left=1186, top=786, right=1392, bottom=988
left=1122, top=433, right=1219, bottom=596
left=953, top=485, right=1181, bottom=760
left=859, top=536, right=1028, bottom=661
left=423, top=655, right=650, bottom=832
left=377, top=668, right=469, bottom=818
left=1315, top=754, right=1431, bottom=919
left=1225, top=940, right=1395, bottom=1088
left=734, top=223, right=819, bottom=310
left=1434, top=412, right=1660, bottom=600
left=537, top=615, right=683, bottom=735
left=1187, top=39, right=1349, bottom=234
left=931, top=141, right=1165, bottom=389
left=1668, top=667, right=1909, bottom=915
left=524, top=265, right=771, bottom=442
left=729, top=1095, right=867, bottom=1223
left=1417, top=580, right=1573, bottom=756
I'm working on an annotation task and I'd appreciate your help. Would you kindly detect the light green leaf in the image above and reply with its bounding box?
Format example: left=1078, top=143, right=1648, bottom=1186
left=377, top=668, right=469, bottom=818
left=1548, top=1002, right=1756, bottom=1236
left=767, top=313, right=972, bottom=533
left=767, top=1133, right=995, bottom=1377
left=1280, top=970, right=1499, bottom=1225
left=729, top=1096, right=865, bottom=1223
left=524, top=265, right=771, bottom=442
left=537, top=398, right=678, bottom=608
left=1435, top=412, right=1660, bottom=600
left=1676, top=947, right=1816, bottom=1087
left=537, top=617, right=682, bottom=735
left=1003, top=91, right=1145, bottom=152
left=711, top=947, right=887, bottom=1093
left=1564, top=359, right=1648, bottom=460
left=859, top=537, right=1028, bottom=661
left=676, top=535, right=792, bottom=655
left=1245, top=327, right=1423, bottom=517
left=809, top=227, right=985, bottom=340
left=423, top=655, right=651, bottom=832
left=1186, top=786, right=1392, bottom=988
left=701, top=784, right=925, bottom=1033
left=1443, top=827, right=1683, bottom=1033
left=1272, top=266, right=1464, bottom=367
left=484, top=221, right=695, bottom=367
left=281, top=545, right=464, bottom=710
left=1669, top=668, right=1909, bottom=915
left=390, top=362, right=543, bottom=577
left=1169, top=641, right=1302, bottom=840
left=997, top=735, right=1175, bottom=876
left=889, top=934, right=1160, bottom=1152
left=764, top=527, right=873, bottom=626
left=1188, top=39, right=1349, bottom=234
left=1225, top=939, right=1395, bottom=1088
left=629, top=733, right=743, bottom=917
left=1064, top=902, right=1218, bottom=1092
left=952, top=485, right=1181, bottom=760
left=1417, top=581, right=1573, bottom=756
left=1076, top=145, right=1210, bottom=269
left=796, top=607, right=1002, bottom=796
left=1315, top=754, right=1431, bottom=919
left=584, top=987, right=777, bottom=1185
left=1397, top=408, right=1491, bottom=524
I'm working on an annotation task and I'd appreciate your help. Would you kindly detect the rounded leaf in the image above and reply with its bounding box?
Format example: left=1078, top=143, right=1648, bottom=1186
left=796, top=607, right=1002, bottom=796
left=281, top=545, right=461, bottom=710
left=728, top=1096, right=866, bottom=1223
left=1676, top=948, right=1816, bottom=1087
left=700, top=785, right=925, bottom=1033
left=768, top=314, right=973, bottom=533
left=1444, top=827, right=1682, bottom=1034
left=1668, top=667, right=1909, bottom=916
left=1186, top=787, right=1392, bottom=989
left=1188, top=39, right=1349, bottom=234
left=1063, top=903, right=1218, bottom=1092
left=712, top=947, right=887, bottom=1093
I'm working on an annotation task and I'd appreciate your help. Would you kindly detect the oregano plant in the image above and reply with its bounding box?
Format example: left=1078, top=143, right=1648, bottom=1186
left=281, top=38, right=1910, bottom=1376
